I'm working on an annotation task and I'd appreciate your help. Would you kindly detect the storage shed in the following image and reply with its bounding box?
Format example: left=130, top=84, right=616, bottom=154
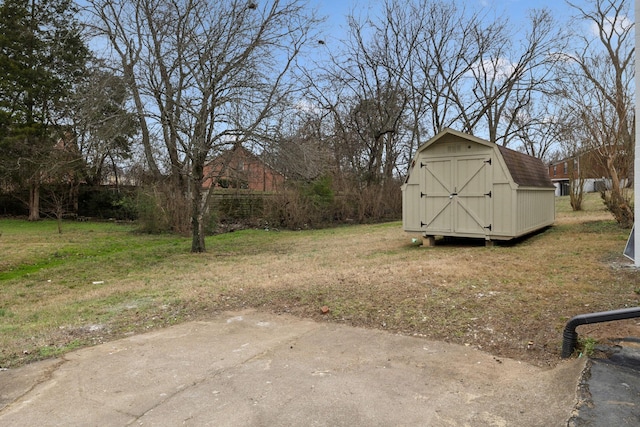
left=402, top=128, right=555, bottom=245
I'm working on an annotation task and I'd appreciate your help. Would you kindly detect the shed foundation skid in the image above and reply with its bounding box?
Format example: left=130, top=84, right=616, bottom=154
left=422, top=236, right=436, bottom=247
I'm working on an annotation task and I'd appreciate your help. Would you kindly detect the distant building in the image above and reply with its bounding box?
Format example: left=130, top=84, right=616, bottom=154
left=203, top=146, right=284, bottom=192
left=548, top=149, right=628, bottom=196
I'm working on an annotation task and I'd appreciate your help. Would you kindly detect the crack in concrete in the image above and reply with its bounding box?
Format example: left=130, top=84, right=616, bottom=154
left=0, top=358, right=68, bottom=414
left=126, top=326, right=320, bottom=424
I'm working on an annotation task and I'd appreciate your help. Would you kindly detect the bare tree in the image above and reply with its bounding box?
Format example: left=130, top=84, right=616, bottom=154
left=310, top=0, right=414, bottom=181
left=39, top=136, right=84, bottom=231
left=87, top=0, right=319, bottom=251
left=555, top=106, right=589, bottom=210
left=559, top=0, right=634, bottom=226
left=511, top=102, right=562, bottom=161
left=313, top=0, right=565, bottom=189
left=460, top=9, right=565, bottom=146
left=265, top=114, right=332, bottom=181
left=295, top=1, right=411, bottom=220
left=406, top=1, right=494, bottom=136
left=386, top=1, right=565, bottom=149
left=70, top=64, right=137, bottom=187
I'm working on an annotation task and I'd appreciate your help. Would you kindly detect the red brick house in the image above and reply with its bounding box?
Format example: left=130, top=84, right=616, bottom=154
left=548, top=149, right=628, bottom=196
left=203, top=146, right=284, bottom=192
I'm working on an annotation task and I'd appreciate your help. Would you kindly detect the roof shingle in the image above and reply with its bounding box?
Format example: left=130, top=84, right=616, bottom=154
left=497, top=145, right=554, bottom=188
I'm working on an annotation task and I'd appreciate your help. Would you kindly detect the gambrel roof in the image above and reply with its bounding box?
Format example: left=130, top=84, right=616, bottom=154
left=497, top=145, right=554, bottom=188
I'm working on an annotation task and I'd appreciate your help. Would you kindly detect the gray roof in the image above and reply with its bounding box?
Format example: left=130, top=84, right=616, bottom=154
left=497, top=145, right=554, bottom=188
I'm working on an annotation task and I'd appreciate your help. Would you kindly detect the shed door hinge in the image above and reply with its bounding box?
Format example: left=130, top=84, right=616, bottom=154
left=484, top=158, right=492, bottom=165
left=420, top=192, right=427, bottom=198
left=484, top=191, right=492, bottom=198
left=420, top=162, right=427, bottom=168
left=420, top=221, right=427, bottom=227
left=484, top=224, right=492, bottom=231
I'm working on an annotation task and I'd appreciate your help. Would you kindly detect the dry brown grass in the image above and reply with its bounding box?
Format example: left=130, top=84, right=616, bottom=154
left=1, top=193, right=639, bottom=368
left=215, top=202, right=638, bottom=367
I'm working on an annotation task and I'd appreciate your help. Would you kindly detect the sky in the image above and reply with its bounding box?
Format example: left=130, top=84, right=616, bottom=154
left=316, top=0, right=587, bottom=38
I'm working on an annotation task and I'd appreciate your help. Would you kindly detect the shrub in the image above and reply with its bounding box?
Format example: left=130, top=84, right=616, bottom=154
left=133, top=187, right=170, bottom=234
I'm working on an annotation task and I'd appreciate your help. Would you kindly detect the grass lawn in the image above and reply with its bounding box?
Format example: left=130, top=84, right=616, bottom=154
left=1, top=193, right=639, bottom=368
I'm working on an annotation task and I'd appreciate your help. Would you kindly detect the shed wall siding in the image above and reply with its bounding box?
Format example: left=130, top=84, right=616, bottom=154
left=491, top=183, right=514, bottom=236
left=515, top=189, right=555, bottom=235
left=402, top=183, right=421, bottom=231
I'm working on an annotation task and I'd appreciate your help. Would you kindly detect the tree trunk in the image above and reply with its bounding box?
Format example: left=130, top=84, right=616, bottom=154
left=569, top=160, right=584, bottom=211
left=28, top=181, right=40, bottom=221
left=190, top=197, right=206, bottom=252
left=190, top=161, right=206, bottom=253
left=569, top=180, right=583, bottom=211
left=56, top=209, right=63, bottom=234
left=602, top=155, right=633, bottom=228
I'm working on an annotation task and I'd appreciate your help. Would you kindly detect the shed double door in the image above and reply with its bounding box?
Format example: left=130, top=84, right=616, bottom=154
left=420, top=156, right=492, bottom=235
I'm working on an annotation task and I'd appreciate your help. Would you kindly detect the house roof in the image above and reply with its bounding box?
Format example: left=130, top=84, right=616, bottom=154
left=498, top=145, right=555, bottom=188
